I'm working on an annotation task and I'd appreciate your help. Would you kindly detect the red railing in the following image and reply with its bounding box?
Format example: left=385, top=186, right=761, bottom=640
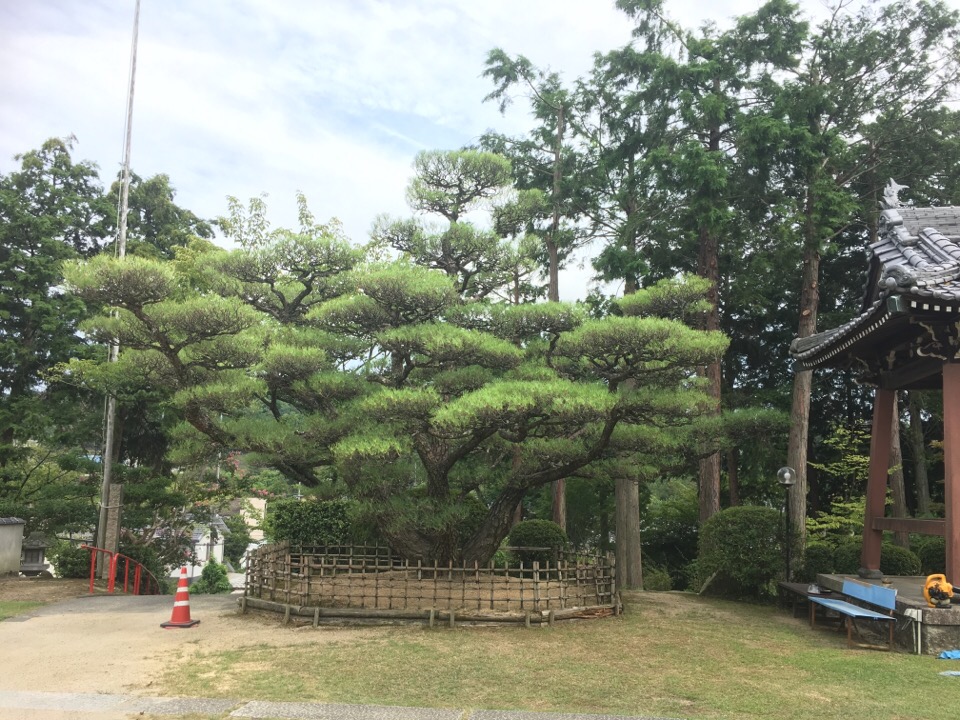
left=82, top=545, right=162, bottom=595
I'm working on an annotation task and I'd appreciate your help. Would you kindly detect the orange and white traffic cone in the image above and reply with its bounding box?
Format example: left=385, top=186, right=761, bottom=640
left=161, top=567, right=200, bottom=629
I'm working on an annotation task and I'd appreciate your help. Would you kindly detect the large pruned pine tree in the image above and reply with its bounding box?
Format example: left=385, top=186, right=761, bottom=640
left=65, top=189, right=727, bottom=563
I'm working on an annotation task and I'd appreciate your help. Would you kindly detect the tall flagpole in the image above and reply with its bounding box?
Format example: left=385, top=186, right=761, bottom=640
left=97, top=0, right=141, bottom=557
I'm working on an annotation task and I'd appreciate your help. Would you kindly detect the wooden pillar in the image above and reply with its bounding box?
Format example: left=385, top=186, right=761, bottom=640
left=860, top=388, right=895, bottom=577
left=944, top=363, right=960, bottom=583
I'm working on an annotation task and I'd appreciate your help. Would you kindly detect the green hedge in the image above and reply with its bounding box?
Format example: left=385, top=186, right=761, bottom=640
left=643, top=566, right=672, bottom=591
left=52, top=543, right=90, bottom=579
left=829, top=539, right=922, bottom=577
left=508, top=520, right=568, bottom=566
left=833, top=540, right=862, bottom=574
left=797, top=542, right=834, bottom=583
left=880, top=543, right=921, bottom=576
left=697, top=505, right=783, bottom=599
left=916, top=536, right=946, bottom=575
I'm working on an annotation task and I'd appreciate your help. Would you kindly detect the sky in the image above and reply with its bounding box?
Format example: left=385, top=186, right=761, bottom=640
left=0, top=0, right=939, bottom=299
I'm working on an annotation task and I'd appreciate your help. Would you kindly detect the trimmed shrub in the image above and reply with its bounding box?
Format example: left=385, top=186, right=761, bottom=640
left=508, top=520, right=569, bottom=566
left=52, top=543, right=91, bottom=579
left=643, top=566, right=672, bottom=591
left=190, top=561, right=232, bottom=594
left=833, top=540, right=862, bottom=574
left=797, top=542, right=834, bottom=583
left=267, top=499, right=352, bottom=546
left=880, top=543, right=921, bottom=576
left=697, top=506, right=783, bottom=599
left=917, top=536, right=946, bottom=575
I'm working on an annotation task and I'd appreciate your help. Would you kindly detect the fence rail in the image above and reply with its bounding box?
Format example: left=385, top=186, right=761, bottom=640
left=244, top=544, right=616, bottom=618
left=82, top=545, right=162, bottom=596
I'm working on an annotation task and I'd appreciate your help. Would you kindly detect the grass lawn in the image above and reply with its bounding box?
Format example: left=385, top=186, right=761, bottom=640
left=0, top=600, right=42, bottom=621
left=158, top=591, right=952, bottom=720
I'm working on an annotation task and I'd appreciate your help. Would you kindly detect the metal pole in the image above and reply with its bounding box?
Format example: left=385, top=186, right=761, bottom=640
left=96, top=0, right=140, bottom=559
left=784, top=488, right=792, bottom=581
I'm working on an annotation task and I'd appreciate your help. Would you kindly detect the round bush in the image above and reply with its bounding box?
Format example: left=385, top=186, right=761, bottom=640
left=508, top=520, right=568, bottom=566
left=917, top=536, right=946, bottom=575
left=697, top=506, right=783, bottom=599
left=52, top=544, right=91, bottom=579
left=833, top=540, right=862, bottom=574
left=797, top=542, right=834, bottom=583
left=643, top=566, right=672, bottom=591
left=880, top=543, right=921, bottom=576
left=190, top=561, right=232, bottom=594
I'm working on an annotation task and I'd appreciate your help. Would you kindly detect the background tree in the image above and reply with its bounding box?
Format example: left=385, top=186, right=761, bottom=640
left=0, top=138, right=112, bottom=534
left=105, top=172, right=214, bottom=260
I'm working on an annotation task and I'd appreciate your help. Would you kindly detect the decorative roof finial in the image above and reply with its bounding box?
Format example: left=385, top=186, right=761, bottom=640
left=881, top=178, right=909, bottom=209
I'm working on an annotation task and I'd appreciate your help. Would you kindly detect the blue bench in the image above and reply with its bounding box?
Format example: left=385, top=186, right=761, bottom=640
left=809, top=579, right=897, bottom=650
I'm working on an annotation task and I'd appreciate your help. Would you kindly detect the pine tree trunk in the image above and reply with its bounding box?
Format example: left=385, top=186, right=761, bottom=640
left=551, top=479, right=566, bottom=531
left=889, top=393, right=910, bottom=548
left=614, top=476, right=643, bottom=589
left=907, top=391, right=931, bottom=516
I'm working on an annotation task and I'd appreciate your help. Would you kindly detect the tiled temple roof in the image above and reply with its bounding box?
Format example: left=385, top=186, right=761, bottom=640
left=790, top=185, right=960, bottom=368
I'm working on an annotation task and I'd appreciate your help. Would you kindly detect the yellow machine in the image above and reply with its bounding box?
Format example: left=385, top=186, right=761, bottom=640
left=923, top=574, right=955, bottom=608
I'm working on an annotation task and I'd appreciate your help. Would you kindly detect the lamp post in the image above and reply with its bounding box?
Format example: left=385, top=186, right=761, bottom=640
left=778, top=466, right=796, bottom=581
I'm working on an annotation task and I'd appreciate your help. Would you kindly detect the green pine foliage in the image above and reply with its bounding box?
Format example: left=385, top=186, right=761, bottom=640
left=66, top=194, right=728, bottom=564
left=266, top=499, right=352, bottom=546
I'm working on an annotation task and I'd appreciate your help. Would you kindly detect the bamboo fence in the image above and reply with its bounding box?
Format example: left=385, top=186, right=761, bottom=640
left=243, top=543, right=618, bottom=625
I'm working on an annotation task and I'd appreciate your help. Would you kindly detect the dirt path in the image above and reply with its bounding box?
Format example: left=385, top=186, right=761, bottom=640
left=0, top=582, right=378, bottom=697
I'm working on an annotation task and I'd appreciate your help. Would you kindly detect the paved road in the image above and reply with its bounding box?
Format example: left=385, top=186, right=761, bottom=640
left=0, top=690, right=679, bottom=720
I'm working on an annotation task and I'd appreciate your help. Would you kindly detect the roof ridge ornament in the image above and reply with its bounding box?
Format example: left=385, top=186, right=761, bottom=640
left=881, top=178, right=909, bottom=209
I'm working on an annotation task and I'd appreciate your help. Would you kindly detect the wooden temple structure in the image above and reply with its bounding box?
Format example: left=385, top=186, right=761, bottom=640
left=791, top=181, right=960, bottom=583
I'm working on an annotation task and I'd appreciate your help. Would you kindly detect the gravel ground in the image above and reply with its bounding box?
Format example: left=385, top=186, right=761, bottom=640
left=0, top=584, right=367, bottom=697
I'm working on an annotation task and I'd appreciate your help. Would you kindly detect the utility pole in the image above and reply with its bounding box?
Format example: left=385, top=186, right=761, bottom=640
left=96, top=0, right=141, bottom=562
